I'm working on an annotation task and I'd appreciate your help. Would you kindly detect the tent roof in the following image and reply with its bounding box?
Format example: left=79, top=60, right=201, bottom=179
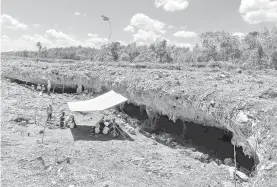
left=67, top=90, right=127, bottom=111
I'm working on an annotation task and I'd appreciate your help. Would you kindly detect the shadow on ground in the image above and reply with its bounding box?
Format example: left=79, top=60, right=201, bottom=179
left=70, top=125, right=133, bottom=141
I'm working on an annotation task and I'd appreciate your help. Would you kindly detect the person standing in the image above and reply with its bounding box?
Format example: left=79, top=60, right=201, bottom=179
left=31, top=85, right=35, bottom=92
left=59, top=112, right=65, bottom=128
left=46, top=104, right=53, bottom=122
left=76, top=85, right=82, bottom=94
left=42, top=85, right=46, bottom=93
left=37, top=84, right=43, bottom=96
left=47, top=80, right=51, bottom=95
left=37, top=84, right=41, bottom=91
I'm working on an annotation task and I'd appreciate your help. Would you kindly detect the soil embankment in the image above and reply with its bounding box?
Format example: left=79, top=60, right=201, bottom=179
left=2, top=58, right=277, bottom=186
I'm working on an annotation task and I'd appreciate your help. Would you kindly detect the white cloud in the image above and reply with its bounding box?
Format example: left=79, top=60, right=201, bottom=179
left=88, top=33, right=99, bottom=37
left=155, top=0, right=189, bottom=12
left=239, top=0, right=277, bottom=24
left=173, top=30, right=198, bottom=38
left=168, top=25, right=174, bottom=29
left=45, top=29, right=77, bottom=44
left=1, top=29, right=109, bottom=52
left=173, top=42, right=192, bottom=49
left=126, top=13, right=169, bottom=45
left=130, top=13, right=166, bottom=33
left=85, top=37, right=108, bottom=48
left=1, top=35, right=10, bottom=41
left=32, top=24, right=40, bottom=28
left=74, top=12, right=81, bottom=16
left=124, top=25, right=135, bottom=33
left=232, top=32, right=246, bottom=38
left=74, top=12, right=87, bottom=16
left=22, top=34, right=54, bottom=47
left=117, top=40, right=127, bottom=46
left=1, top=34, right=53, bottom=52
left=133, top=29, right=163, bottom=45
left=0, top=14, right=28, bottom=30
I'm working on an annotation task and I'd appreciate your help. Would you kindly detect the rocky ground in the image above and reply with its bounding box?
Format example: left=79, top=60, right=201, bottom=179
left=1, top=79, right=256, bottom=187
left=1, top=56, right=277, bottom=186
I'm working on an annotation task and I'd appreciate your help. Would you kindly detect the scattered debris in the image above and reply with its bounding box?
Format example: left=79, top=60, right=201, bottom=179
left=51, top=181, right=57, bottom=185
left=224, top=158, right=234, bottom=166
left=210, top=100, right=215, bottom=107
left=183, top=163, right=191, bottom=169
left=264, top=162, right=277, bottom=171
left=58, top=166, right=63, bottom=174
left=10, top=117, right=30, bottom=126
left=259, top=88, right=277, bottom=99
left=257, top=80, right=263, bottom=84
left=127, top=127, right=136, bottom=135
left=237, top=172, right=250, bottom=182
left=47, top=166, right=53, bottom=172
left=56, top=157, right=71, bottom=164
left=199, top=153, right=210, bottom=163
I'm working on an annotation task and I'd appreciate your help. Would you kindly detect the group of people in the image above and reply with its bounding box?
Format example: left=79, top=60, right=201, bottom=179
left=31, top=80, right=52, bottom=95
left=46, top=104, right=77, bottom=129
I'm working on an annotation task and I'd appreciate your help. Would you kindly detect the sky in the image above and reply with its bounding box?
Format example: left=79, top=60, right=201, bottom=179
left=1, top=0, right=277, bottom=52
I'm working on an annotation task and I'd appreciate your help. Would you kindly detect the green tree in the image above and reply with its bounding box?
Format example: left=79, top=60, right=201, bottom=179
left=110, top=42, right=121, bottom=61
left=125, top=43, right=139, bottom=62
left=155, top=39, right=168, bottom=63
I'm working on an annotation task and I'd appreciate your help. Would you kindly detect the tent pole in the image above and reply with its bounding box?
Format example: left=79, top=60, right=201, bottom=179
left=114, top=125, right=128, bottom=140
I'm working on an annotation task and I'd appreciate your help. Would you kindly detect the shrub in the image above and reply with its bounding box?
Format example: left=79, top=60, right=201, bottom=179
left=271, top=51, right=277, bottom=70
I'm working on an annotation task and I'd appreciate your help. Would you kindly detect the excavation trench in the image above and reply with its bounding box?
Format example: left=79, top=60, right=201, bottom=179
left=120, top=102, right=257, bottom=174
left=4, top=75, right=259, bottom=175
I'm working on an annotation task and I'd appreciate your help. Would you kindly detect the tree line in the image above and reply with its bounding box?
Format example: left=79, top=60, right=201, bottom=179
left=3, top=27, right=277, bottom=69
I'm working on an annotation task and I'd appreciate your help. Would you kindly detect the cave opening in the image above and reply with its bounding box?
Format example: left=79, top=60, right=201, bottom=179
left=119, top=101, right=257, bottom=175
left=6, top=77, right=77, bottom=94
left=119, top=102, right=148, bottom=120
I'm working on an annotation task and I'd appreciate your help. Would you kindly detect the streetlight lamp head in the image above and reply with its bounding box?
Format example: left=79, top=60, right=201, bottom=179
left=101, top=15, right=109, bottom=21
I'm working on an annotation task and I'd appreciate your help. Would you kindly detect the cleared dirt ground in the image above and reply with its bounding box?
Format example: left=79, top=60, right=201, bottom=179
left=1, top=79, right=251, bottom=187
left=1, top=56, right=277, bottom=187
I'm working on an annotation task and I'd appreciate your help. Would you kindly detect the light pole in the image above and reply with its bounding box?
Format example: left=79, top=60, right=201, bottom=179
left=101, top=15, right=112, bottom=44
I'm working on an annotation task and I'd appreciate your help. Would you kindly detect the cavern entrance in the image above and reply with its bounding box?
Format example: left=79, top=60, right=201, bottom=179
left=119, top=102, right=257, bottom=174
left=6, top=77, right=77, bottom=94
left=119, top=102, right=148, bottom=120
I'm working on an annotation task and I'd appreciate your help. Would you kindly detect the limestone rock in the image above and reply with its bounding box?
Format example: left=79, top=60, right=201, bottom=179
left=224, top=158, right=234, bottom=166
left=265, top=162, right=277, bottom=171
left=227, top=166, right=249, bottom=182
left=236, top=111, right=248, bottom=123
left=236, top=171, right=249, bottom=182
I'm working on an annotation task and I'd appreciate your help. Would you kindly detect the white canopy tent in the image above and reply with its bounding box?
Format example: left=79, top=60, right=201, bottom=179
left=67, top=90, right=128, bottom=111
